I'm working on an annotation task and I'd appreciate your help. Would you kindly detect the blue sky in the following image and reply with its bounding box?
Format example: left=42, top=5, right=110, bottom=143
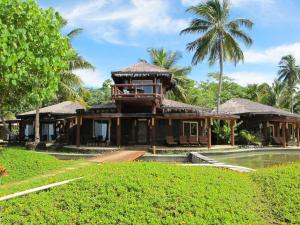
left=38, top=0, right=300, bottom=88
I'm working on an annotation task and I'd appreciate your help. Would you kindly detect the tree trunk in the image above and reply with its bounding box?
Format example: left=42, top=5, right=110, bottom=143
left=291, top=93, right=294, bottom=113
left=34, top=107, right=40, bottom=145
left=0, top=113, right=14, bottom=137
left=216, top=42, right=224, bottom=113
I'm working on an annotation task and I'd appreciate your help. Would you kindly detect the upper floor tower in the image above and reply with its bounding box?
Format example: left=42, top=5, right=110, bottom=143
left=111, top=61, right=173, bottom=113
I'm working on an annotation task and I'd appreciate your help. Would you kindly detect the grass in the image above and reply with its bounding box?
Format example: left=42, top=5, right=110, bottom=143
left=251, top=163, right=300, bottom=224
left=0, top=147, right=80, bottom=185
left=0, top=147, right=299, bottom=224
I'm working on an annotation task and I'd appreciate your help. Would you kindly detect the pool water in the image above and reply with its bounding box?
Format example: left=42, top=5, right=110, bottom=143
left=205, top=151, right=300, bottom=169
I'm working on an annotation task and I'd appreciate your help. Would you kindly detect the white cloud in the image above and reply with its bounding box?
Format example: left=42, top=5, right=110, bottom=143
left=60, top=0, right=188, bottom=45
left=73, top=69, right=105, bottom=88
left=244, top=42, right=300, bottom=64
left=181, top=0, right=275, bottom=7
left=228, top=71, right=275, bottom=86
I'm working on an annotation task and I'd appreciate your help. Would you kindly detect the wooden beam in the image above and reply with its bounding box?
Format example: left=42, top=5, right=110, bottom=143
left=282, top=122, right=286, bottom=148
left=230, top=120, right=235, bottom=146
left=208, top=117, right=212, bottom=149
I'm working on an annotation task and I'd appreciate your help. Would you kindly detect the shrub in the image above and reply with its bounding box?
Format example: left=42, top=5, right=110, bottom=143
left=0, top=164, right=7, bottom=176
left=239, top=130, right=261, bottom=145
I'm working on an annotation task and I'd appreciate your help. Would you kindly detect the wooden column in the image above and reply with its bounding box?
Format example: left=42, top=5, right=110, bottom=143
left=207, top=117, right=212, bottom=149
left=150, top=117, right=156, bottom=154
left=8, top=122, right=12, bottom=142
left=76, top=116, right=81, bottom=147
left=296, top=123, right=299, bottom=147
left=168, top=119, right=172, bottom=136
left=262, top=121, right=268, bottom=145
left=282, top=122, right=286, bottom=148
left=19, top=121, right=23, bottom=143
left=116, top=117, right=121, bottom=147
left=230, top=120, right=235, bottom=146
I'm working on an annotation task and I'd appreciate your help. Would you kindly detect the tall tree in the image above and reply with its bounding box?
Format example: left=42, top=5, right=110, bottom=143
left=277, top=55, right=300, bottom=113
left=180, top=0, right=253, bottom=112
left=54, top=25, right=94, bottom=105
left=147, top=48, right=192, bottom=102
left=0, top=0, right=73, bottom=142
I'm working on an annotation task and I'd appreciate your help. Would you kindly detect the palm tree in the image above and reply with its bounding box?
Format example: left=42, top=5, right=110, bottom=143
left=147, top=48, right=192, bottom=102
left=277, top=55, right=300, bottom=113
left=268, top=80, right=285, bottom=108
left=180, top=0, right=253, bottom=112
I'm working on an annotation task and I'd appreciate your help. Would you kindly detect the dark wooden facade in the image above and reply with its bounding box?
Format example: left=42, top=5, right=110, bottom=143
left=74, top=62, right=238, bottom=149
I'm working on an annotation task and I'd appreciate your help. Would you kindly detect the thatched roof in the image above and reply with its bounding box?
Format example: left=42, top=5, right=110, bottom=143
left=89, top=102, right=117, bottom=110
left=162, top=99, right=211, bottom=115
left=17, top=101, right=84, bottom=117
left=111, top=61, right=172, bottom=79
left=217, top=98, right=300, bottom=119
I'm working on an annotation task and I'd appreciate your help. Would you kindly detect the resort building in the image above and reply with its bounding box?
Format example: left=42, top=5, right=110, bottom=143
left=16, top=63, right=300, bottom=149
left=74, top=62, right=237, bottom=149
left=218, top=98, right=300, bottom=147
left=15, top=62, right=237, bottom=149
left=16, top=101, right=83, bottom=143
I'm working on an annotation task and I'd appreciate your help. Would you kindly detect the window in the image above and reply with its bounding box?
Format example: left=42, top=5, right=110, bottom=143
left=183, top=121, right=198, bottom=137
left=93, top=120, right=109, bottom=141
left=132, top=79, right=153, bottom=93
left=25, top=124, right=33, bottom=139
left=41, top=123, right=54, bottom=141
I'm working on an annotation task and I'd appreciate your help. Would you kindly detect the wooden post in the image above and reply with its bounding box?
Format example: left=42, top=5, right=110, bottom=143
left=8, top=122, right=12, bottom=142
left=208, top=117, right=212, bottom=149
left=116, top=117, right=121, bottom=147
left=282, top=122, right=286, bottom=148
left=19, top=121, right=22, bottom=143
left=262, top=121, right=268, bottom=145
left=230, top=120, right=235, bottom=146
left=296, top=123, right=299, bottom=147
left=151, top=117, right=156, bottom=154
left=168, top=119, right=172, bottom=136
left=76, top=116, right=81, bottom=147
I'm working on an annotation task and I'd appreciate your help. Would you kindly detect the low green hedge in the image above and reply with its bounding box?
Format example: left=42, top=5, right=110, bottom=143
left=251, top=163, right=300, bottom=224
left=0, top=147, right=74, bottom=185
left=0, top=163, right=268, bottom=225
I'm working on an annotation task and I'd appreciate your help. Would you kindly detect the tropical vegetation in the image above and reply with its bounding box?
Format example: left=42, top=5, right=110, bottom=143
left=180, top=0, right=253, bottom=112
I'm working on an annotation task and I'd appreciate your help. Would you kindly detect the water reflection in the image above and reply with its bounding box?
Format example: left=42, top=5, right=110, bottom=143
left=208, top=151, right=300, bottom=169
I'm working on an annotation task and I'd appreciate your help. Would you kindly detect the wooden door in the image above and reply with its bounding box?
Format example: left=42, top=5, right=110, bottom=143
left=137, top=120, right=148, bottom=144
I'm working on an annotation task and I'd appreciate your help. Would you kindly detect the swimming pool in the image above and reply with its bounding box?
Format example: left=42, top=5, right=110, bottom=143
left=204, top=150, right=300, bottom=169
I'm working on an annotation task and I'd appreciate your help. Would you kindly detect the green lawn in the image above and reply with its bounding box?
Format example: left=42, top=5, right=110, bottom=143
left=0, top=148, right=299, bottom=225
left=0, top=147, right=80, bottom=185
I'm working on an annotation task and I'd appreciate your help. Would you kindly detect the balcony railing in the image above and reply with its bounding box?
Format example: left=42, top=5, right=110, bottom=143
left=111, top=83, right=163, bottom=100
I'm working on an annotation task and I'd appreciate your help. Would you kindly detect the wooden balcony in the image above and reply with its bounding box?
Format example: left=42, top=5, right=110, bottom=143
left=111, top=84, right=163, bottom=101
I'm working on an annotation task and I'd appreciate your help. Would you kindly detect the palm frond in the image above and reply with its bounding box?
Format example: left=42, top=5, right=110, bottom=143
left=67, top=28, right=83, bottom=39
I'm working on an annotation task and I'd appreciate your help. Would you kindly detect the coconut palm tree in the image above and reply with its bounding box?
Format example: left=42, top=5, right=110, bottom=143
left=268, top=80, right=285, bottom=108
left=277, top=54, right=300, bottom=113
left=147, top=48, right=192, bottom=102
left=180, top=0, right=253, bottom=112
